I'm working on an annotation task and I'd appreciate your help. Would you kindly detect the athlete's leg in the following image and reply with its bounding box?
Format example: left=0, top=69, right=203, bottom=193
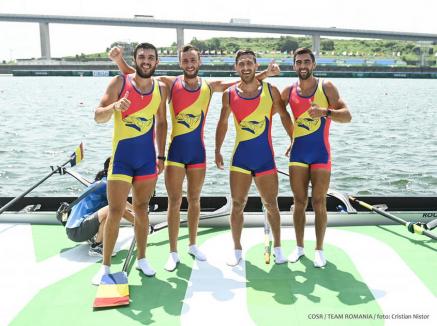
left=186, top=167, right=206, bottom=246
left=255, top=172, right=287, bottom=264
left=94, top=206, right=109, bottom=243
left=229, top=171, right=252, bottom=250
left=165, top=166, right=186, bottom=253
left=254, top=172, right=280, bottom=247
left=131, top=177, right=157, bottom=259
left=289, top=165, right=310, bottom=248
left=310, top=168, right=330, bottom=250
left=103, top=180, right=131, bottom=266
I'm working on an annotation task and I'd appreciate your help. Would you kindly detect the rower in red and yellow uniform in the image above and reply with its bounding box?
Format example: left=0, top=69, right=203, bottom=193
left=228, top=81, right=276, bottom=176
left=109, top=74, right=162, bottom=182
left=110, top=44, right=279, bottom=272
left=215, top=50, right=293, bottom=266
left=281, top=47, right=351, bottom=268
left=92, top=43, right=167, bottom=285
left=166, top=75, right=211, bottom=169
left=287, top=78, right=331, bottom=171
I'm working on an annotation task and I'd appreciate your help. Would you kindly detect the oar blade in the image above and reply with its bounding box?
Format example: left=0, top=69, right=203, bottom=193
left=69, top=143, right=84, bottom=167
left=93, top=272, right=130, bottom=309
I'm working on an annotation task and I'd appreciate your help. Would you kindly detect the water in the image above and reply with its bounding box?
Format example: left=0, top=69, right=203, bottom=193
left=0, top=76, right=436, bottom=197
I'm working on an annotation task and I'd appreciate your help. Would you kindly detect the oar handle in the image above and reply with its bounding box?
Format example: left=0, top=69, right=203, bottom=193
left=122, top=235, right=136, bottom=274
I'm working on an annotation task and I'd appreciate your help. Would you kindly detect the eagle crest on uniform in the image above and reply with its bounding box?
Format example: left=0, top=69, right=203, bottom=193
left=176, top=113, right=201, bottom=129
left=241, top=119, right=266, bottom=135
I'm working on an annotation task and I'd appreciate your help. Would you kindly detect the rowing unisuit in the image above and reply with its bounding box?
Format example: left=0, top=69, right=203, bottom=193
left=288, top=78, right=331, bottom=170
left=229, top=81, right=276, bottom=176
left=108, top=74, right=162, bottom=182
left=166, top=76, right=212, bottom=169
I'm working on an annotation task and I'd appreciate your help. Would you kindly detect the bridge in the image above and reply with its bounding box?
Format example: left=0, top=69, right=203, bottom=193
left=1, top=13, right=437, bottom=60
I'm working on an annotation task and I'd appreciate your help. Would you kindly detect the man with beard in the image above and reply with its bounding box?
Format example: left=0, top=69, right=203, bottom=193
left=215, top=50, right=293, bottom=266
left=281, top=48, right=351, bottom=268
left=92, top=43, right=167, bottom=284
left=110, top=45, right=279, bottom=271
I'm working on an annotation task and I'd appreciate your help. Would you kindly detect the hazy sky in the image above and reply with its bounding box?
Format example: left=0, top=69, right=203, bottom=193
left=1, top=0, right=436, bottom=60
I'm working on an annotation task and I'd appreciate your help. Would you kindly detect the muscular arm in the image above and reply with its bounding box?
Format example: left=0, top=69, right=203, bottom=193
left=323, top=80, right=352, bottom=123
left=215, top=91, right=232, bottom=169
left=271, top=85, right=293, bottom=139
left=94, top=76, right=125, bottom=123
left=281, top=86, right=294, bottom=156
left=155, top=82, right=168, bottom=173
left=208, top=60, right=280, bottom=93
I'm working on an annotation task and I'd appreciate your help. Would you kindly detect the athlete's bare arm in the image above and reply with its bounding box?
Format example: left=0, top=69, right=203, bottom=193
left=155, top=82, right=168, bottom=174
left=323, top=81, right=352, bottom=123
left=308, top=80, right=352, bottom=123
left=281, top=85, right=294, bottom=156
left=215, top=91, right=232, bottom=169
left=206, top=60, right=281, bottom=93
left=94, top=76, right=127, bottom=123
left=271, top=85, right=293, bottom=139
left=109, top=47, right=176, bottom=91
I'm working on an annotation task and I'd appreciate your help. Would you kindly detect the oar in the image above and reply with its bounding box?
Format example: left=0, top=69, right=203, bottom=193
left=262, top=206, right=271, bottom=264
left=277, top=169, right=357, bottom=213
left=62, top=168, right=91, bottom=187
left=349, top=196, right=437, bottom=241
left=93, top=235, right=136, bottom=309
left=0, top=143, right=84, bottom=215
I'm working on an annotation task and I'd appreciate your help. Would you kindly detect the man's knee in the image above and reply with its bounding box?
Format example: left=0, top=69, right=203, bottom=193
left=133, top=201, right=149, bottom=214
left=187, top=195, right=200, bottom=208
left=168, top=195, right=183, bottom=209
left=231, top=197, right=247, bottom=214
left=293, top=197, right=308, bottom=210
left=108, top=205, right=125, bottom=221
left=262, top=198, right=279, bottom=215
left=311, top=196, right=327, bottom=212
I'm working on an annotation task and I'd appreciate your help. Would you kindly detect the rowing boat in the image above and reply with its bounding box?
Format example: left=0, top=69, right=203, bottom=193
left=1, top=195, right=436, bottom=227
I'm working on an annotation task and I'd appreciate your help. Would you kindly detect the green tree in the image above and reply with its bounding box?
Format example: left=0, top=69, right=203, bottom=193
left=208, top=38, right=221, bottom=50
left=190, top=38, right=207, bottom=51
left=321, top=39, right=335, bottom=51
left=226, top=42, right=240, bottom=53
left=277, top=36, right=299, bottom=53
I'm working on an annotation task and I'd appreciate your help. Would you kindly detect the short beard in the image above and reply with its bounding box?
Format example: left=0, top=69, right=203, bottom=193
left=183, top=68, right=199, bottom=79
left=298, top=69, right=313, bottom=80
left=135, top=63, right=155, bottom=78
left=240, top=72, right=256, bottom=84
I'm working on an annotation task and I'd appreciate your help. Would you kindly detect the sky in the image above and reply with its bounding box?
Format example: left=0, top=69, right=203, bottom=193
left=1, top=0, right=436, bottom=61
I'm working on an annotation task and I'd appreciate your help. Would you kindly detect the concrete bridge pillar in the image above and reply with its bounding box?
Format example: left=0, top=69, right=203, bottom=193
left=39, top=22, right=51, bottom=59
left=176, top=28, right=184, bottom=52
left=312, top=34, right=320, bottom=58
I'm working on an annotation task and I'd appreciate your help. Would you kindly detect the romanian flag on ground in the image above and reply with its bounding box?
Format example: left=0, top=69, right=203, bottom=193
left=69, top=143, right=84, bottom=167
left=93, top=271, right=130, bottom=308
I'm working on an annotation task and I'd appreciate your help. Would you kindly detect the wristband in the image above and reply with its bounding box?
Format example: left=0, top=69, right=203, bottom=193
left=326, top=109, right=332, bottom=117
left=157, top=156, right=166, bottom=161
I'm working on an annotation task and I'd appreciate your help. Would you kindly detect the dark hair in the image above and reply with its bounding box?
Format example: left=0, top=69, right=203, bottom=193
left=179, top=44, right=200, bottom=60
left=94, top=157, right=111, bottom=181
left=133, top=42, right=158, bottom=60
left=235, top=49, right=257, bottom=64
left=293, top=47, right=315, bottom=63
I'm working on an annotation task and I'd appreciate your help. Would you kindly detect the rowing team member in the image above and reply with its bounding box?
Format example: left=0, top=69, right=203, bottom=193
left=90, top=43, right=351, bottom=285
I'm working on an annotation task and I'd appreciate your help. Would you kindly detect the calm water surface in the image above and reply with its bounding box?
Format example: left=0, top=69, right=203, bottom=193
left=0, top=76, right=436, bottom=197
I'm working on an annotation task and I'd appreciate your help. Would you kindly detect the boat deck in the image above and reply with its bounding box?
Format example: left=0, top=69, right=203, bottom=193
left=1, top=216, right=436, bottom=325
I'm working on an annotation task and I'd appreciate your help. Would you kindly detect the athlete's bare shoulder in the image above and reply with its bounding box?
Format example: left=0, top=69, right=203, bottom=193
left=107, top=75, right=125, bottom=95
left=158, top=75, right=176, bottom=88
